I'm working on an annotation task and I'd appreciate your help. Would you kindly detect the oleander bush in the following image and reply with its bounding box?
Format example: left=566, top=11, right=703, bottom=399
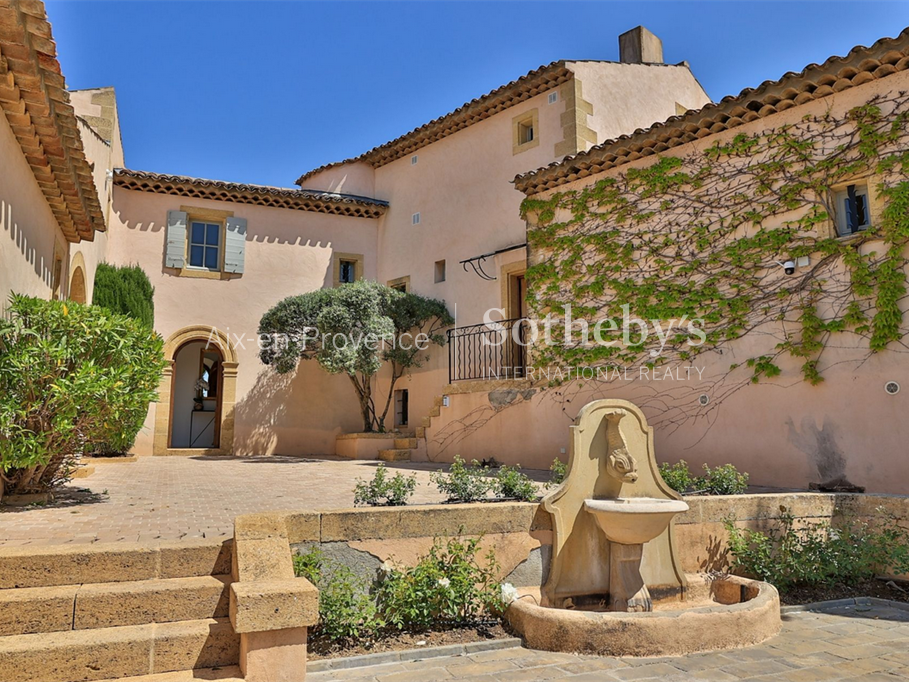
left=0, top=295, right=165, bottom=494
left=725, top=506, right=909, bottom=591
left=493, top=465, right=537, bottom=501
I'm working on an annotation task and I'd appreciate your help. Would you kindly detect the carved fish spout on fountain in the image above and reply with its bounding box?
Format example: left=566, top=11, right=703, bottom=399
left=541, top=400, right=689, bottom=613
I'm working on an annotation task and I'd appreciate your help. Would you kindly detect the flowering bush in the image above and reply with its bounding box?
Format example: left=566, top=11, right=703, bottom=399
left=294, top=535, right=504, bottom=642
left=353, top=464, right=417, bottom=506
left=493, top=465, right=537, bottom=501
left=375, top=536, right=504, bottom=631
left=431, top=456, right=491, bottom=502
left=725, top=506, right=909, bottom=591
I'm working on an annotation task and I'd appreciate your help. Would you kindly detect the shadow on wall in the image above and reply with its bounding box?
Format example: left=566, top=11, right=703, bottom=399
left=233, top=366, right=297, bottom=456
left=112, top=204, right=343, bottom=248
left=786, top=416, right=855, bottom=489
left=1, top=199, right=54, bottom=296
left=233, top=363, right=363, bottom=456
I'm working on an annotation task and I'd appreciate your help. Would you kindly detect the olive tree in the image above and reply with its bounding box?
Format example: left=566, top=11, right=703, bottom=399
left=258, top=280, right=453, bottom=432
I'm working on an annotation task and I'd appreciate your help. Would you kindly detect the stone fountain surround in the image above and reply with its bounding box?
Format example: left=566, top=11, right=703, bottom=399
left=501, top=398, right=782, bottom=656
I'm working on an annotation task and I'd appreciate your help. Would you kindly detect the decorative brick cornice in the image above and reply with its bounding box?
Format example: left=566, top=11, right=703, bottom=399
left=0, top=0, right=105, bottom=242
left=114, top=169, right=389, bottom=219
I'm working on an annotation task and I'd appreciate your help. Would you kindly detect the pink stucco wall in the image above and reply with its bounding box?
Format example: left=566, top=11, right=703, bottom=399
left=106, top=187, right=380, bottom=456
left=0, top=109, right=71, bottom=308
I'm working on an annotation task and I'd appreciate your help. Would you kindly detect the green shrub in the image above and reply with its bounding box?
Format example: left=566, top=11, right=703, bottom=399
left=92, top=263, right=155, bottom=327
left=658, top=460, right=695, bottom=493
left=431, top=456, right=491, bottom=502
left=353, top=464, right=417, bottom=506
left=293, top=548, right=383, bottom=642
left=375, top=536, right=503, bottom=631
left=725, top=506, right=909, bottom=591
left=700, top=463, right=749, bottom=495
left=493, top=465, right=537, bottom=501
left=548, top=458, right=567, bottom=488
left=0, top=295, right=164, bottom=493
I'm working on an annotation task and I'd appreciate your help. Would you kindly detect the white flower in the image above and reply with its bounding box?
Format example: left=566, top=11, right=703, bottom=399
left=828, top=528, right=840, bottom=541
left=380, top=560, right=396, bottom=574
left=437, top=577, right=451, bottom=588
left=501, top=582, right=519, bottom=605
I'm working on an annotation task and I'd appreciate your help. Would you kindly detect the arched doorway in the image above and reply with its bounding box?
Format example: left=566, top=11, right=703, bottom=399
left=153, top=326, right=239, bottom=456
left=69, top=266, right=87, bottom=304
left=169, top=340, right=223, bottom=448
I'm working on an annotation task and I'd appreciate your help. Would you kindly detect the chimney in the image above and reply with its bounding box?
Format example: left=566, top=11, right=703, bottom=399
left=619, top=26, right=663, bottom=64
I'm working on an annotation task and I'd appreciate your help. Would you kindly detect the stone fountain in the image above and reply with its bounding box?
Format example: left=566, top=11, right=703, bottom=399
left=506, top=399, right=782, bottom=656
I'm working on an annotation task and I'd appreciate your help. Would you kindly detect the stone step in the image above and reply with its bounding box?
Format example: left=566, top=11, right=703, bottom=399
left=0, top=540, right=232, bottom=589
left=0, top=575, right=233, bottom=637
left=393, top=437, right=417, bottom=449
left=415, top=426, right=426, bottom=439
left=378, top=449, right=412, bottom=462
left=0, top=618, right=239, bottom=682
left=97, top=667, right=243, bottom=682
left=421, top=416, right=432, bottom=428
left=433, top=395, right=446, bottom=408
left=428, top=405, right=441, bottom=418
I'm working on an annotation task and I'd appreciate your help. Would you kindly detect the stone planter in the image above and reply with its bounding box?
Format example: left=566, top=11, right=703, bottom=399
left=335, top=433, right=399, bottom=460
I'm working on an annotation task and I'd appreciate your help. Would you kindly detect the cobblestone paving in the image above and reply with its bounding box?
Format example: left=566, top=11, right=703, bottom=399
left=308, top=603, right=909, bottom=682
left=0, top=456, right=497, bottom=547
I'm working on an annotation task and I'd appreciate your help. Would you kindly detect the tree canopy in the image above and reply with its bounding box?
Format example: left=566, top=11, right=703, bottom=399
left=259, top=280, right=453, bottom=432
left=93, top=263, right=155, bottom=327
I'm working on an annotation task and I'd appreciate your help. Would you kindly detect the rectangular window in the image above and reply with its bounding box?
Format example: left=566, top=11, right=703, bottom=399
left=411, top=155, right=418, bottom=165
left=517, top=119, right=534, bottom=145
left=834, top=184, right=871, bottom=236
left=548, top=91, right=558, bottom=105
left=189, top=221, right=221, bottom=271
left=412, top=212, right=421, bottom=225
left=394, top=389, right=409, bottom=427
left=434, top=259, right=446, bottom=283
left=388, top=276, right=410, bottom=293
left=339, top=259, right=357, bottom=284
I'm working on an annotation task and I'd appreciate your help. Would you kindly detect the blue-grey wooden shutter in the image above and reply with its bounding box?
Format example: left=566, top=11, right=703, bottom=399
left=224, top=217, right=247, bottom=274
left=165, top=210, right=187, bottom=268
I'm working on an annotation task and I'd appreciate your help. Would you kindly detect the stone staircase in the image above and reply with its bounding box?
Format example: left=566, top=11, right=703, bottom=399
left=377, top=394, right=449, bottom=462
left=0, top=541, right=241, bottom=682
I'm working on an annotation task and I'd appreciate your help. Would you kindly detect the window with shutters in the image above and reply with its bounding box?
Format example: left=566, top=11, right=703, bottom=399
left=166, top=206, right=245, bottom=279
left=833, top=182, right=872, bottom=237
left=332, top=252, right=364, bottom=287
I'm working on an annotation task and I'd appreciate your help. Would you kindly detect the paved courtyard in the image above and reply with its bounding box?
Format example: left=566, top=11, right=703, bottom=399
left=309, top=602, right=909, bottom=682
left=0, top=456, right=499, bottom=547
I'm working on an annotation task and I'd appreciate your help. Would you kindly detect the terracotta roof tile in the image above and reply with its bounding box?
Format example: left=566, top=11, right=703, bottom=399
left=514, top=28, right=909, bottom=195
left=114, top=169, right=388, bottom=220
left=0, top=0, right=104, bottom=242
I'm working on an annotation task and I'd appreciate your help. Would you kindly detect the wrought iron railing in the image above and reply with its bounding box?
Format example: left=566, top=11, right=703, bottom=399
left=447, top=318, right=529, bottom=383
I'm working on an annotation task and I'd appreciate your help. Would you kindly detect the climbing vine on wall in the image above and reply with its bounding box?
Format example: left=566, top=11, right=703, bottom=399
left=520, top=92, right=909, bottom=399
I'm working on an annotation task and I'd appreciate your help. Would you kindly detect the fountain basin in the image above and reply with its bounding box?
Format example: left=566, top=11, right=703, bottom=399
left=584, top=497, right=689, bottom=545
left=506, top=574, right=781, bottom=657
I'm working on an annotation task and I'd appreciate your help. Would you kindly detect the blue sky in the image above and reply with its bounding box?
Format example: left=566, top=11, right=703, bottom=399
left=48, top=1, right=909, bottom=189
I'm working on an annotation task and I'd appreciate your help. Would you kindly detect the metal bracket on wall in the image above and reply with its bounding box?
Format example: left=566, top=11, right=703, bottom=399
left=460, top=243, right=527, bottom=281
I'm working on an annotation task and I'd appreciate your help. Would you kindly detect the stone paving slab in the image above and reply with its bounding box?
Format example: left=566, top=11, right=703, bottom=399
left=306, top=603, right=909, bottom=682
left=0, top=456, right=500, bottom=547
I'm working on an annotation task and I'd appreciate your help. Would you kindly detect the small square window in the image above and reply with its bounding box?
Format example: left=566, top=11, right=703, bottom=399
left=412, top=212, right=421, bottom=225
left=189, top=221, right=221, bottom=271
left=434, top=259, right=446, bottom=283
left=517, top=119, right=534, bottom=145
left=339, top=259, right=357, bottom=284
left=548, top=92, right=558, bottom=105
left=834, top=183, right=871, bottom=236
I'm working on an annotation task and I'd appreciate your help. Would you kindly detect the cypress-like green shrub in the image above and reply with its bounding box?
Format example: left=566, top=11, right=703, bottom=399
left=93, top=263, right=155, bottom=327
left=0, top=295, right=165, bottom=492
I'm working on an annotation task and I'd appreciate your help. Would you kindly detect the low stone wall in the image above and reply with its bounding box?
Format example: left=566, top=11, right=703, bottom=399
left=248, top=492, right=908, bottom=590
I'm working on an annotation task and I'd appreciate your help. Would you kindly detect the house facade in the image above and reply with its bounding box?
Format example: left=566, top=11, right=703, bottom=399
left=4, top=0, right=908, bottom=494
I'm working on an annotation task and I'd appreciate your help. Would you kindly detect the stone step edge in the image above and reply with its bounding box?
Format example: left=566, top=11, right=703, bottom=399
left=0, top=574, right=232, bottom=636
left=96, top=666, right=243, bottom=682
left=780, top=595, right=909, bottom=614
left=306, top=636, right=522, bottom=673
